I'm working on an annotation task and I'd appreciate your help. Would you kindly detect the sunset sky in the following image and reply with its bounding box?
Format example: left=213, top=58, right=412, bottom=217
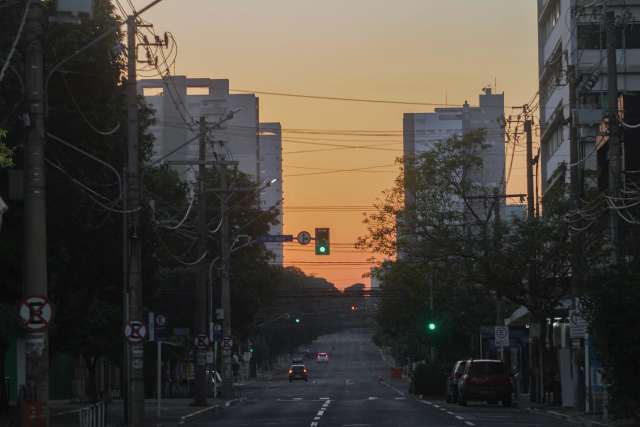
left=132, top=0, right=539, bottom=289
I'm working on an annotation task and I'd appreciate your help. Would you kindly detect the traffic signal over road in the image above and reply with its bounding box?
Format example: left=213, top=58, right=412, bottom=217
left=294, top=317, right=301, bottom=324
left=427, top=321, right=437, bottom=332
left=315, top=228, right=330, bottom=255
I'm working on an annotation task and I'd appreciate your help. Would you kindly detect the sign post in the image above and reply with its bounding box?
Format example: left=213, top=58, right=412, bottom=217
left=494, top=326, right=509, bottom=348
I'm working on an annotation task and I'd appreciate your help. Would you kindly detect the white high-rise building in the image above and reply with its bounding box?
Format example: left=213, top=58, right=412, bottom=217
left=259, top=123, right=283, bottom=264
left=537, top=0, right=640, bottom=193
left=403, top=88, right=506, bottom=213
left=140, top=77, right=283, bottom=264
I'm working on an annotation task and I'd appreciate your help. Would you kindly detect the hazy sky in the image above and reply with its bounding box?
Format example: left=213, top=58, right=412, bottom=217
left=131, top=0, right=539, bottom=288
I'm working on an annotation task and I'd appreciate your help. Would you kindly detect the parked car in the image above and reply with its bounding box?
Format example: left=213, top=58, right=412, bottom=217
left=457, top=359, right=512, bottom=407
left=316, top=352, right=329, bottom=363
left=288, top=364, right=309, bottom=382
left=445, top=360, right=467, bottom=403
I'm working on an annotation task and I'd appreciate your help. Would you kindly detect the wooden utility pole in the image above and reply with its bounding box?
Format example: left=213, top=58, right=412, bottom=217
left=126, top=15, right=145, bottom=427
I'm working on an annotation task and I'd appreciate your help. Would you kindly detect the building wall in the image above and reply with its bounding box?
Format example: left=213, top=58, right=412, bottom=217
left=141, top=78, right=283, bottom=260
left=538, top=0, right=640, bottom=190
left=140, top=77, right=260, bottom=185
left=259, top=122, right=283, bottom=265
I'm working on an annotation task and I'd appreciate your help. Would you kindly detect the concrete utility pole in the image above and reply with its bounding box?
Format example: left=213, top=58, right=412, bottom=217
left=524, top=112, right=535, bottom=219
left=23, top=0, right=49, bottom=415
left=193, top=117, right=209, bottom=405
left=126, top=16, right=145, bottom=427
left=606, top=10, right=622, bottom=263
left=219, top=163, right=234, bottom=398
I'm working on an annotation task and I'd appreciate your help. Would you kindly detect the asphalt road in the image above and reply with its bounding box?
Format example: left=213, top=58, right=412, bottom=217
left=190, top=328, right=576, bottom=427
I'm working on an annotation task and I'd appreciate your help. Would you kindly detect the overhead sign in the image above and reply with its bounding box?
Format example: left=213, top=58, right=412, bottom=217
left=222, top=336, right=233, bottom=350
left=124, top=321, right=147, bottom=343
left=494, top=326, right=509, bottom=347
left=257, top=234, right=293, bottom=243
left=19, top=296, right=52, bottom=332
left=297, top=231, right=312, bottom=245
left=194, top=334, right=210, bottom=349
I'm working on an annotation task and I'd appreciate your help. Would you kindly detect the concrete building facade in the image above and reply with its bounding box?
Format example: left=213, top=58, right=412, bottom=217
left=537, top=0, right=640, bottom=193
left=403, top=88, right=506, bottom=217
left=140, top=77, right=283, bottom=263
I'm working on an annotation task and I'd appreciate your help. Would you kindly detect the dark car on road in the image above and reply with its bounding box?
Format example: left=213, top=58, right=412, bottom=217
left=457, top=359, right=512, bottom=407
left=288, top=364, right=309, bottom=382
left=445, top=360, right=467, bottom=403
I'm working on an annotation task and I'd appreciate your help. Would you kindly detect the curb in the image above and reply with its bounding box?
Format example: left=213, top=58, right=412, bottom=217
left=177, top=397, right=247, bottom=425
left=526, top=407, right=610, bottom=427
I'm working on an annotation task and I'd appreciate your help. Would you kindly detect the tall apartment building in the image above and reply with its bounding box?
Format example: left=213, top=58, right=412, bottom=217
left=258, top=123, right=283, bottom=264
left=537, top=1, right=640, bottom=411
left=140, top=77, right=283, bottom=263
left=537, top=0, right=640, bottom=194
left=403, top=88, right=506, bottom=213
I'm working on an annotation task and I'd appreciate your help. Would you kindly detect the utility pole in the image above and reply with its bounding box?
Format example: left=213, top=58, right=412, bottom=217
left=606, top=10, right=622, bottom=263
left=219, top=163, right=234, bottom=397
left=23, top=0, right=49, bottom=417
left=523, top=106, right=541, bottom=402
left=193, top=117, right=209, bottom=405
left=126, top=16, right=145, bottom=427
left=524, top=111, right=535, bottom=219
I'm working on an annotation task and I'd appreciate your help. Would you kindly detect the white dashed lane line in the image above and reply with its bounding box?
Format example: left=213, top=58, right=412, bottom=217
left=418, top=399, right=475, bottom=426
left=310, top=399, right=332, bottom=426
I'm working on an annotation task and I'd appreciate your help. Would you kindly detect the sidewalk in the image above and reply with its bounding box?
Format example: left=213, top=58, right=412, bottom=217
left=50, top=397, right=245, bottom=427
left=520, top=400, right=637, bottom=427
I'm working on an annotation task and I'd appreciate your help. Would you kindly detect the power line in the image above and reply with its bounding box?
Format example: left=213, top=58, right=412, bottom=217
left=229, top=88, right=465, bottom=108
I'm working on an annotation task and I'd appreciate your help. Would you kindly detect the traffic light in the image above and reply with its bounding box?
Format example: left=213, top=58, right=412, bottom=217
left=427, top=321, right=437, bottom=332
left=351, top=304, right=357, bottom=311
left=315, top=228, right=330, bottom=255
left=294, top=317, right=301, bottom=324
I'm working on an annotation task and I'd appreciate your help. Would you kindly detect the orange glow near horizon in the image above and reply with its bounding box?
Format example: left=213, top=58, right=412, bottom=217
left=132, top=0, right=539, bottom=289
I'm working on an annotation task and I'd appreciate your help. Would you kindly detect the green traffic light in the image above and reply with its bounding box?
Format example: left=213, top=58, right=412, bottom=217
left=427, top=322, right=437, bottom=331
left=295, top=318, right=300, bottom=324
left=319, top=246, right=326, bottom=253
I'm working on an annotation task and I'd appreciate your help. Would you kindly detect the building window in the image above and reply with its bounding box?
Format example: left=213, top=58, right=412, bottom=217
left=540, top=53, right=563, bottom=105
left=542, top=125, right=564, bottom=162
left=541, top=0, right=561, bottom=42
left=577, top=22, right=624, bottom=49
left=625, top=23, right=640, bottom=48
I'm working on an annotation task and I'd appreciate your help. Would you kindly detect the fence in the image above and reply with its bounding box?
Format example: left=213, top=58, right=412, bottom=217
left=51, top=402, right=106, bottom=427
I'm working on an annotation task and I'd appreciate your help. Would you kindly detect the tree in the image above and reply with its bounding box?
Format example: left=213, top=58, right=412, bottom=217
left=358, top=131, right=576, bottom=373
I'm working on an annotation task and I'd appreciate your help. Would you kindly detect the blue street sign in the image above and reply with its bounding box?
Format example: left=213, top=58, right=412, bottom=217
left=257, top=234, right=294, bottom=243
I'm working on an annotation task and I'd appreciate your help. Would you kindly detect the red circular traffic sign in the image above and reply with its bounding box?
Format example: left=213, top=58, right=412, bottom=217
left=124, top=321, right=147, bottom=343
left=18, top=295, right=52, bottom=332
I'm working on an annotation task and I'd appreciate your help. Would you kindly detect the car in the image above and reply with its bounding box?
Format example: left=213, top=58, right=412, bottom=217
left=316, top=352, right=329, bottom=363
left=288, top=364, right=309, bottom=382
left=457, top=359, right=512, bottom=407
left=445, top=360, right=467, bottom=403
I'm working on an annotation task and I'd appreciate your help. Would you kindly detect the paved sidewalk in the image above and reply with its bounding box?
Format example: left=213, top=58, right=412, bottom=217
left=50, top=397, right=245, bottom=427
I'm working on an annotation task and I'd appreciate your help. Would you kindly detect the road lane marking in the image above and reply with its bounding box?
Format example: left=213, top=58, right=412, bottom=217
left=456, top=415, right=464, bottom=420
left=433, top=404, right=441, bottom=408
left=446, top=411, right=455, bottom=415
left=293, top=398, right=303, bottom=401
left=310, top=398, right=331, bottom=427
left=465, top=422, right=475, bottom=426
left=367, top=396, right=378, bottom=400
